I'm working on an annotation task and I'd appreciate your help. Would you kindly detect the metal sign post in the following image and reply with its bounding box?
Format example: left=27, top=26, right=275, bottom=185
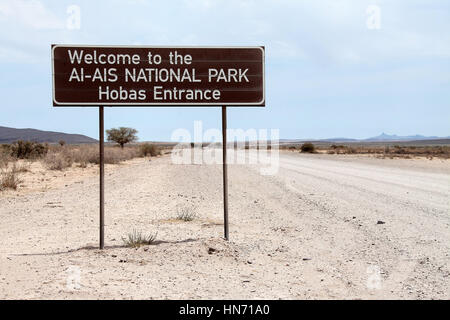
left=99, top=106, right=105, bottom=249
left=222, top=106, right=229, bottom=241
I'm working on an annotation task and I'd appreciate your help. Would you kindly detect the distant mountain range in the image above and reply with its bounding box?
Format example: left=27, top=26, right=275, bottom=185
left=1, top=126, right=448, bottom=145
left=363, top=133, right=448, bottom=142
left=0, top=126, right=97, bottom=144
left=281, top=133, right=450, bottom=143
left=323, top=133, right=450, bottom=142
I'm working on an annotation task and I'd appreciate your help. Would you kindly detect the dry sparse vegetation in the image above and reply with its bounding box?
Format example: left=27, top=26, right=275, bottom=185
left=300, top=143, right=315, bottom=153
left=122, top=229, right=157, bottom=248
left=68, top=145, right=140, bottom=165
left=10, top=141, right=48, bottom=159
left=324, top=144, right=450, bottom=159
left=0, top=139, right=167, bottom=182
left=40, top=145, right=143, bottom=170
left=0, top=163, right=22, bottom=191
left=280, top=142, right=450, bottom=159
left=176, top=207, right=197, bottom=221
left=42, top=150, right=74, bottom=170
left=0, top=139, right=170, bottom=192
left=139, top=143, right=161, bottom=157
left=0, top=148, right=11, bottom=168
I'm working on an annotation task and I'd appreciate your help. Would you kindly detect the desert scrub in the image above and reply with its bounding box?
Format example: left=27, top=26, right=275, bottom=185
left=300, top=142, right=315, bottom=153
left=10, top=140, right=48, bottom=159
left=102, top=146, right=140, bottom=164
left=139, top=143, right=161, bottom=157
left=122, top=229, right=157, bottom=248
left=15, top=162, right=30, bottom=173
left=176, top=207, right=197, bottom=221
left=0, top=163, right=22, bottom=191
left=66, top=146, right=99, bottom=164
left=46, top=145, right=140, bottom=167
left=42, top=150, right=73, bottom=170
left=0, top=150, right=11, bottom=168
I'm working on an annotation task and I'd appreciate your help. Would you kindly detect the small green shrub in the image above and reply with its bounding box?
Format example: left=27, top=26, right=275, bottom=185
left=300, top=143, right=315, bottom=153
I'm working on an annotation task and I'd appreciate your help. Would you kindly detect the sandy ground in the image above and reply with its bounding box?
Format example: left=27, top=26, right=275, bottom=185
left=0, top=152, right=449, bottom=299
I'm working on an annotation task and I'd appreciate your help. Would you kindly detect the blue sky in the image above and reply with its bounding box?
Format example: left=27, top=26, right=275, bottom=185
left=0, top=0, right=449, bottom=141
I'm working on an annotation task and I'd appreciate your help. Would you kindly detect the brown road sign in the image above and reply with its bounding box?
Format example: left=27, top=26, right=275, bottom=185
left=52, top=45, right=265, bottom=106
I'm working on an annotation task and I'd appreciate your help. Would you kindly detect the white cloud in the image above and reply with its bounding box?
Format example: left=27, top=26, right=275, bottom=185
left=0, top=0, right=64, bottom=30
left=1, top=0, right=449, bottom=65
left=268, top=41, right=306, bottom=59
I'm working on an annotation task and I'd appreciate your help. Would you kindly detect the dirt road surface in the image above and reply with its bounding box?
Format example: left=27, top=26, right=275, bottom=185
left=0, top=152, right=449, bottom=299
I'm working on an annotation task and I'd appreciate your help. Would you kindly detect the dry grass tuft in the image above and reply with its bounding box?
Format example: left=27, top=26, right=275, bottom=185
left=0, top=150, right=11, bottom=168
left=122, top=229, right=157, bottom=248
left=176, top=207, right=197, bottom=221
left=0, top=163, right=23, bottom=191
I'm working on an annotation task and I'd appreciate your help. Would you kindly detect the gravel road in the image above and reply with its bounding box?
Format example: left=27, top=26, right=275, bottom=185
left=0, top=153, right=449, bottom=299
